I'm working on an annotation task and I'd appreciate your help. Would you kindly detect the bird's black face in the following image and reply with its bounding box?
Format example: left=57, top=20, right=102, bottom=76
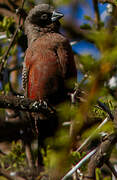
left=28, top=4, right=63, bottom=26
left=37, top=11, right=53, bottom=25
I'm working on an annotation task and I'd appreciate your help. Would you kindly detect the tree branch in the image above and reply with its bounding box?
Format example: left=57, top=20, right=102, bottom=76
left=93, top=0, right=101, bottom=29
left=0, top=95, right=55, bottom=115
left=106, top=161, right=117, bottom=178
left=84, top=133, right=117, bottom=180
left=84, top=107, right=117, bottom=180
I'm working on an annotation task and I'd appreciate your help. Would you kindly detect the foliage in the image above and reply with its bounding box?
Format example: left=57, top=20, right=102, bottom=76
left=0, top=177, right=8, bottom=180
left=0, top=0, right=117, bottom=180
left=70, top=151, right=86, bottom=171
left=0, top=17, right=15, bottom=37
left=0, top=142, right=26, bottom=171
left=95, top=168, right=103, bottom=180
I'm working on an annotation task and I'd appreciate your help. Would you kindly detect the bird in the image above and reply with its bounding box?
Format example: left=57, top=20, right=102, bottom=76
left=22, top=3, right=77, bottom=166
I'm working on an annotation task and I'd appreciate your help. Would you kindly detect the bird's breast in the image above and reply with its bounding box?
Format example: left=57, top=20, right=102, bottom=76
left=27, top=54, right=64, bottom=103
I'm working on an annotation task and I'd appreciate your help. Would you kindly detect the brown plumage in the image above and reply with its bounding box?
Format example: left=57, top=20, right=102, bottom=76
left=22, top=3, right=77, bottom=165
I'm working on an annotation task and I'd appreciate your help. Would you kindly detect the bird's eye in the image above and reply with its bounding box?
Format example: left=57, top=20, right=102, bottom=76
left=41, top=13, right=48, bottom=20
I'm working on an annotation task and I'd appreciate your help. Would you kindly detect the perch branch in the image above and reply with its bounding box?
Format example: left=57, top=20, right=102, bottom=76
left=0, top=95, right=55, bottom=115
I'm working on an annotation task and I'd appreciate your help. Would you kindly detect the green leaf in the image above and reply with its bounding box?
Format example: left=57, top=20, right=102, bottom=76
left=95, top=168, right=103, bottom=180
left=84, top=15, right=92, bottom=21
left=80, top=23, right=92, bottom=30
left=79, top=54, right=98, bottom=72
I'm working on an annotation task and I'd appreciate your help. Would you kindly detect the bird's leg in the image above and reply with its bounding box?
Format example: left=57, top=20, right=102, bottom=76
left=25, top=142, right=35, bottom=168
left=31, top=100, right=48, bottom=134
left=23, top=112, right=35, bottom=168
left=38, top=144, right=44, bottom=167
left=31, top=100, right=48, bottom=167
left=34, top=113, right=39, bottom=134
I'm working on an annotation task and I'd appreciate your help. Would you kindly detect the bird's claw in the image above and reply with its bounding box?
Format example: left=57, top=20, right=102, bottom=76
left=39, top=100, right=47, bottom=109
left=32, top=101, right=39, bottom=109
left=32, top=100, right=48, bottom=110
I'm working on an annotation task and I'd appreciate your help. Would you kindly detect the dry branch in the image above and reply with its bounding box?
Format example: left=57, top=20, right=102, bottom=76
left=84, top=133, right=117, bottom=180
left=0, top=168, right=16, bottom=180
left=84, top=108, right=117, bottom=180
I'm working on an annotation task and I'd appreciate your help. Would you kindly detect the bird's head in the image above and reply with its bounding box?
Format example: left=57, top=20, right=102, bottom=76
left=25, top=4, right=63, bottom=31
left=24, top=4, right=64, bottom=45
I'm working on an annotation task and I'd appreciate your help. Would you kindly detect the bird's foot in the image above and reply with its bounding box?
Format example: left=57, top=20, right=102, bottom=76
left=38, top=100, right=48, bottom=109
left=31, top=100, right=48, bottom=111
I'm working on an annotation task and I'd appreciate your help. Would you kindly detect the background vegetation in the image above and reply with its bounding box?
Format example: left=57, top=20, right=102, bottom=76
left=0, top=0, right=117, bottom=180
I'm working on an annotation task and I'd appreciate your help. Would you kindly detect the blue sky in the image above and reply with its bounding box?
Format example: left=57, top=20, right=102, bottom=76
left=60, top=0, right=109, bottom=58
left=59, top=0, right=110, bottom=81
left=72, top=40, right=101, bottom=59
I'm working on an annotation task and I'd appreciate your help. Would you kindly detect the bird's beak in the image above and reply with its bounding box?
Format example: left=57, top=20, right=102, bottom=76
left=51, top=10, right=64, bottom=22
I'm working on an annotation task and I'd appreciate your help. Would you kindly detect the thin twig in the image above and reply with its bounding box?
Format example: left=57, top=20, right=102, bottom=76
left=93, top=0, right=101, bottom=29
left=0, top=28, right=19, bottom=73
left=0, top=168, right=16, bottom=180
left=106, top=161, right=117, bottom=178
left=61, top=149, right=97, bottom=180
left=77, top=116, right=110, bottom=152
left=97, top=100, right=114, bottom=120
left=0, top=149, right=6, bottom=155
left=0, top=0, right=25, bottom=73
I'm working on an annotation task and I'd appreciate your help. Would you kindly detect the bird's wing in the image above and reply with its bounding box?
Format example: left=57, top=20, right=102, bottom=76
left=55, top=40, right=77, bottom=79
